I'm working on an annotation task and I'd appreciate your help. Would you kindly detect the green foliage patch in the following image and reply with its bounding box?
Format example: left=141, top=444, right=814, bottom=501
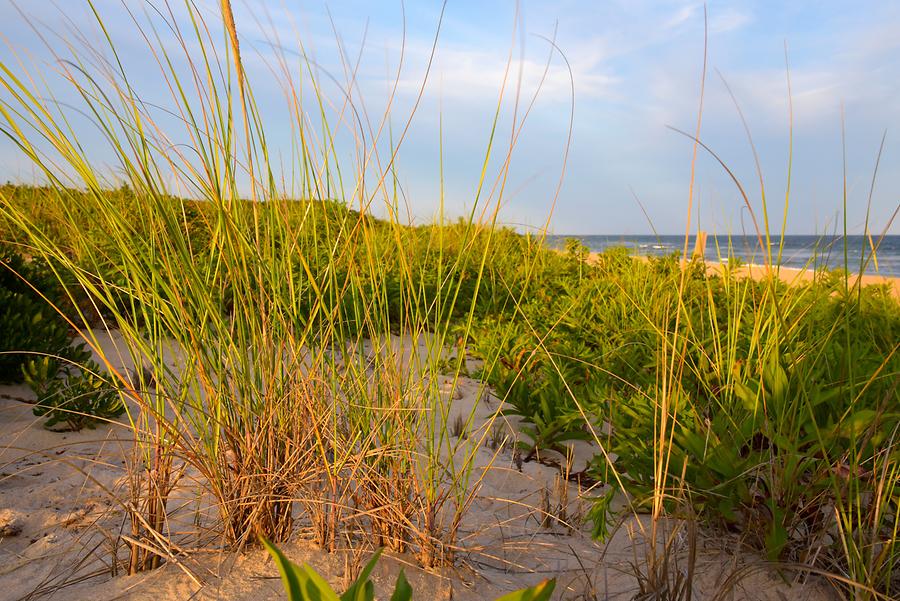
left=23, top=355, right=125, bottom=431
left=0, top=245, right=87, bottom=384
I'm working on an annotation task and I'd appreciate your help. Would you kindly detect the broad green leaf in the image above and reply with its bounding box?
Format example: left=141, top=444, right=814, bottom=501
left=260, top=535, right=306, bottom=601
left=734, top=380, right=758, bottom=412
left=495, top=579, right=556, bottom=601
left=838, top=409, right=877, bottom=439
left=300, top=563, right=342, bottom=601
left=389, top=571, right=412, bottom=601
left=261, top=535, right=340, bottom=601
left=765, top=510, right=788, bottom=561
left=341, top=548, right=383, bottom=601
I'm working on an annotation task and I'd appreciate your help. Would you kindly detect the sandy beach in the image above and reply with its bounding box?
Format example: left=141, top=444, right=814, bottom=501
left=719, top=262, right=900, bottom=299
left=615, top=251, right=900, bottom=299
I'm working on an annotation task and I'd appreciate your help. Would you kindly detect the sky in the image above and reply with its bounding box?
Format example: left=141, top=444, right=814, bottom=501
left=0, top=1, right=898, bottom=235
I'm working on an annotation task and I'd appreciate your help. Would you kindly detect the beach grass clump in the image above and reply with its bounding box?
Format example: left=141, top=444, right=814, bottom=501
left=0, top=0, right=547, bottom=578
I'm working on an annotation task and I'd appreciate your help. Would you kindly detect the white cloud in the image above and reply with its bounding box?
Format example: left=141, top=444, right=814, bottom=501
left=664, top=3, right=700, bottom=31
left=387, top=40, right=619, bottom=105
left=660, top=3, right=752, bottom=36
left=710, top=9, right=753, bottom=34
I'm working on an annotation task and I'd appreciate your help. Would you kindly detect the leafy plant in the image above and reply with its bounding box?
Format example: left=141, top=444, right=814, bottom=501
left=24, top=355, right=125, bottom=431
left=260, top=537, right=556, bottom=601
left=0, top=246, right=85, bottom=383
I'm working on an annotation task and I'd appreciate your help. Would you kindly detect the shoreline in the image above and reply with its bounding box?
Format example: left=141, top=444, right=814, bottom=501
left=712, top=261, right=900, bottom=299
left=589, top=251, right=900, bottom=300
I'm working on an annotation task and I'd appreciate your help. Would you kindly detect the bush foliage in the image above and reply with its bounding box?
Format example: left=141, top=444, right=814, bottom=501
left=23, top=354, right=125, bottom=431
left=0, top=244, right=87, bottom=384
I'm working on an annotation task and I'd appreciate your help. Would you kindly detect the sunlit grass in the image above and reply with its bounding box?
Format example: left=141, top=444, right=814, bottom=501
left=0, top=0, right=559, bottom=574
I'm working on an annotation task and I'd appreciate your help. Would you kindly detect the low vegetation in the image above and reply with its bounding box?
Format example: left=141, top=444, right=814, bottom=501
left=23, top=354, right=125, bottom=431
left=0, top=246, right=88, bottom=384
left=2, top=183, right=897, bottom=597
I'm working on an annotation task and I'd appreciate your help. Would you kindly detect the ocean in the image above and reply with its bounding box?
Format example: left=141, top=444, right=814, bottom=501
left=546, top=234, right=900, bottom=277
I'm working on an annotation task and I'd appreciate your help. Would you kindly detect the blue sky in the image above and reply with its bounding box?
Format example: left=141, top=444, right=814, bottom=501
left=1, top=1, right=898, bottom=235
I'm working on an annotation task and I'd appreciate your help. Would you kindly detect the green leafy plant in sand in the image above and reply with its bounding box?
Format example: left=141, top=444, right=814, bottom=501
left=0, top=245, right=87, bottom=383
left=261, top=537, right=555, bottom=601
left=466, top=240, right=900, bottom=595
left=23, top=355, right=125, bottom=431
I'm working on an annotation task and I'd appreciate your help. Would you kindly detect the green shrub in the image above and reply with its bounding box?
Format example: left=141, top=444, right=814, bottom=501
left=0, top=246, right=86, bottom=383
left=24, top=355, right=125, bottom=431
left=461, top=238, right=900, bottom=577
